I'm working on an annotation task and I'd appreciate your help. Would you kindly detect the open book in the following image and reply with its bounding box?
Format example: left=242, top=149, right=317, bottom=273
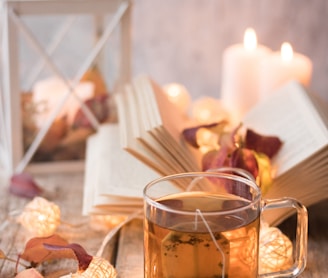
left=83, top=76, right=328, bottom=226
left=83, top=123, right=159, bottom=215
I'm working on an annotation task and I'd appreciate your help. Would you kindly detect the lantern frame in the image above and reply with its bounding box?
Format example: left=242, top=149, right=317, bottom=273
left=0, top=0, right=132, bottom=174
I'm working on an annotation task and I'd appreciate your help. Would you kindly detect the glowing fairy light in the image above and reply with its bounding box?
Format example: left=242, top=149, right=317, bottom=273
left=259, top=222, right=293, bottom=274
left=60, top=256, right=117, bottom=278
left=18, top=197, right=61, bottom=237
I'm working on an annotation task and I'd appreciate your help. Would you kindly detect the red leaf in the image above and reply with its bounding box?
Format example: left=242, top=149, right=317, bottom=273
left=230, top=148, right=259, bottom=179
left=9, top=173, right=43, bottom=199
left=72, top=95, right=109, bottom=129
left=202, top=147, right=230, bottom=171
left=19, top=234, right=71, bottom=265
left=43, top=243, right=93, bottom=271
left=182, top=123, right=216, bottom=148
left=245, top=129, right=283, bottom=158
left=218, top=123, right=242, bottom=153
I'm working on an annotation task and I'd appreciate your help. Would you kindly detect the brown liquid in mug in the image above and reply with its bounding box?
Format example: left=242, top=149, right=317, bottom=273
left=144, top=192, right=260, bottom=278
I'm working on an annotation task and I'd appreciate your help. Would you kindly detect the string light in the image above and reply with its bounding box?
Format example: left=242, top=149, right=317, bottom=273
left=61, top=257, right=117, bottom=278
left=18, top=197, right=61, bottom=237
left=196, top=128, right=220, bottom=153
left=259, top=222, right=293, bottom=274
left=90, top=214, right=127, bottom=231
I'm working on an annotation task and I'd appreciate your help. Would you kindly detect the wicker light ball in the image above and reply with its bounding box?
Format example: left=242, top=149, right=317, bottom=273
left=18, top=196, right=61, bottom=237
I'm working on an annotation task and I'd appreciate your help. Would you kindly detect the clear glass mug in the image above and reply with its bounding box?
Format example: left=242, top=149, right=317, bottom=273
left=143, top=169, right=308, bottom=278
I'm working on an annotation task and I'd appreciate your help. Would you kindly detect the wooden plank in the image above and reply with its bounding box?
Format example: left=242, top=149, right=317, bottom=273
left=115, top=218, right=144, bottom=278
left=0, top=171, right=328, bottom=277
left=0, top=172, right=110, bottom=277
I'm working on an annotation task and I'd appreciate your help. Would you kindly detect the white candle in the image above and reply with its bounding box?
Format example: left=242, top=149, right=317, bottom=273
left=32, top=77, right=95, bottom=128
left=221, top=28, right=271, bottom=123
left=259, top=42, right=312, bottom=99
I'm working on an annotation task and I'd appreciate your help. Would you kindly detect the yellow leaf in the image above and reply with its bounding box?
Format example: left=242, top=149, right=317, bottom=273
left=0, top=249, right=7, bottom=259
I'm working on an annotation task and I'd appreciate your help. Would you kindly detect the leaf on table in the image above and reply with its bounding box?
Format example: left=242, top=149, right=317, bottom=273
left=19, top=234, right=71, bottom=265
left=44, top=243, right=93, bottom=271
left=0, top=249, right=6, bottom=259
left=9, top=173, right=43, bottom=199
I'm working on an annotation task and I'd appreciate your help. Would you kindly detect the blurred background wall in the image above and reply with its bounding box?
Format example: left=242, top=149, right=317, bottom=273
left=132, top=0, right=328, bottom=101
left=8, top=0, right=328, bottom=102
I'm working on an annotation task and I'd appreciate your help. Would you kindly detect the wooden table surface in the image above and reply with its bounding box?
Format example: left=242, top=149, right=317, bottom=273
left=0, top=171, right=327, bottom=277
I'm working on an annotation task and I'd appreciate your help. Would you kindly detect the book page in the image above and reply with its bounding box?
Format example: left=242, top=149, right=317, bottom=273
left=130, top=75, right=201, bottom=174
left=83, top=132, right=101, bottom=215
left=242, top=81, right=328, bottom=176
left=115, top=89, right=167, bottom=175
left=118, top=85, right=188, bottom=175
left=95, top=124, right=159, bottom=198
left=136, top=75, right=202, bottom=171
left=83, top=123, right=159, bottom=215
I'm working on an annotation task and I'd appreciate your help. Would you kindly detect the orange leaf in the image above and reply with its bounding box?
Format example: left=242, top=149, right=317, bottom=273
left=0, top=249, right=6, bottom=259
left=19, top=234, right=73, bottom=264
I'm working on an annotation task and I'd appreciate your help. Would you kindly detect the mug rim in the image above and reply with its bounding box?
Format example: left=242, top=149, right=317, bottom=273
left=143, top=170, right=262, bottom=217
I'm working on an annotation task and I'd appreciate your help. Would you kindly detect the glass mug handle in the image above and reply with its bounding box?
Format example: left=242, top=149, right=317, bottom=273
left=260, top=198, right=308, bottom=278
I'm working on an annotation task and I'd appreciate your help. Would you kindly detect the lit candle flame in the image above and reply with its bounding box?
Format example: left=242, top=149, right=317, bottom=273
left=243, top=28, right=257, bottom=51
left=281, top=42, right=293, bottom=62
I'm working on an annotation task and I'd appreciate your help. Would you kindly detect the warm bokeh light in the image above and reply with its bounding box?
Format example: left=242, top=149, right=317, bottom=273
left=163, top=83, right=191, bottom=114
left=76, top=256, right=117, bottom=277
left=18, top=197, right=61, bottom=237
left=259, top=223, right=293, bottom=274
left=243, top=28, right=257, bottom=51
left=196, top=128, right=219, bottom=153
left=281, top=42, right=294, bottom=62
left=191, top=97, right=230, bottom=124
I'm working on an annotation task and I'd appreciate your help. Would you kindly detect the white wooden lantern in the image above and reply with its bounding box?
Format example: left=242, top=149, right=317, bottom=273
left=0, top=0, right=132, bottom=174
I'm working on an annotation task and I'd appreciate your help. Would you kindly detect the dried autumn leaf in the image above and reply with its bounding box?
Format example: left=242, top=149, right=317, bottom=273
left=80, top=65, right=108, bottom=96
left=38, top=117, right=67, bottom=153
left=254, top=152, right=273, bottom=195
left=72, top=95, right=109, bottom=129
left=43, top=243, right=93, bottom=271
left=245, top=129, right=283, bottom=158
left=202, top=147, right=230, bottom=171
left=230, top=148, right=259, bottom=179
left=59, top=128, right=94, bottom=147
left=9, top=173, right=43, bottom=199
left=19, top=234, right=71, bottom=265
left=182, top=122, right=225, bottom=148
left=0, top=249, right=6, bottom=259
